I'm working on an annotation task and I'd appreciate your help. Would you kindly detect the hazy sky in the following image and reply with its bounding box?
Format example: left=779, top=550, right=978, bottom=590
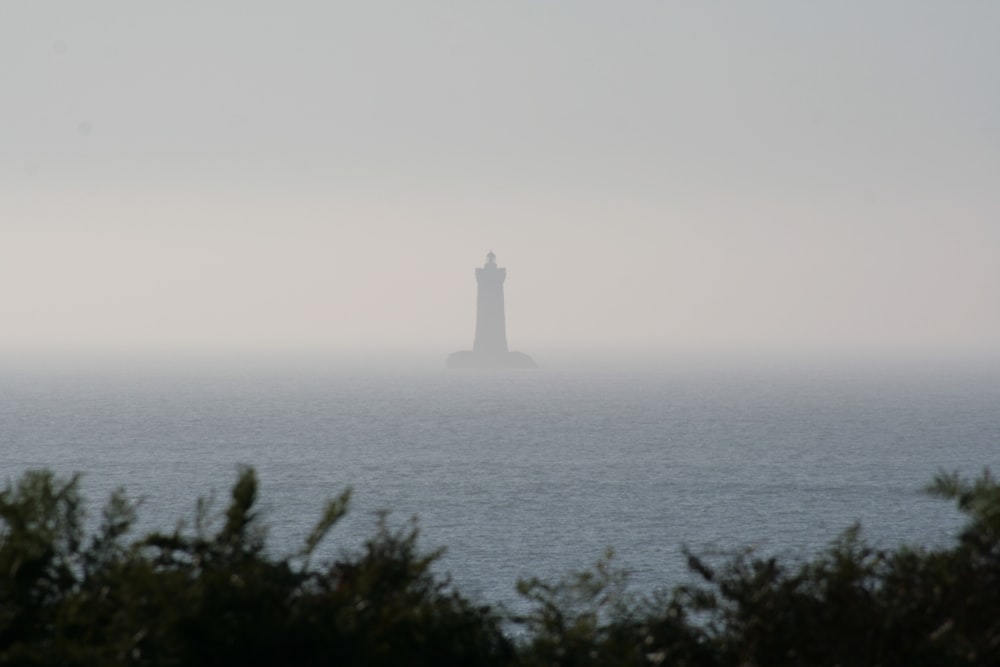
left=2, top=2, right=998, bottom=361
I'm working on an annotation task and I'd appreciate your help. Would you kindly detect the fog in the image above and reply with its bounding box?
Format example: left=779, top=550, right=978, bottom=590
left=3, top=2, right=998, bottom=365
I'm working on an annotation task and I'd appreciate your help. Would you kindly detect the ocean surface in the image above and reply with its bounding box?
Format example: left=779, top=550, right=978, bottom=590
left=2, top=360, right=998, bottom=608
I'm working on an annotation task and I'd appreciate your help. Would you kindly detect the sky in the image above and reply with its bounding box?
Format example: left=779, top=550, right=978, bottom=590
left=2, top=1, right=998, bottom=364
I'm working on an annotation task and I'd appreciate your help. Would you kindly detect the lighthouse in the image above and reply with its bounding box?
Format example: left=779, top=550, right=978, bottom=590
left=473, top=251, right=508, bottom=354
left=447, top=252, right=537, bottom=369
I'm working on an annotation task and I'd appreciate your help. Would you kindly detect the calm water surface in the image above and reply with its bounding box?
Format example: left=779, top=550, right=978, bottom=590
left=2, top=362, right=997, bottom=606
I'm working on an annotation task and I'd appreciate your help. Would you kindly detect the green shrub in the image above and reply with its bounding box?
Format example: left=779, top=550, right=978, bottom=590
left=2, top=467, right=997, bottom=666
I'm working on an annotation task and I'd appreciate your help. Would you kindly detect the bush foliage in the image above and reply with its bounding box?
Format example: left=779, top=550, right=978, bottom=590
left=1, top=467, right=997, bottom=666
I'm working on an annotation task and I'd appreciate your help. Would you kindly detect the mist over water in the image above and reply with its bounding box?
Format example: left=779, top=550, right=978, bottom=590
left=3, top=359, right=996, bottom=607
left=3, top=3, right=1000, bottom=359
left=3, top=1, right=999, bottom=614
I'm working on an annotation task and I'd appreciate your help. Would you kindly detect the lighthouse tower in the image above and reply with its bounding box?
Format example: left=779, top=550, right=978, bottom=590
left=447, top=251, right=537, bottom=369
left=473, top=251, right=508, bottom=354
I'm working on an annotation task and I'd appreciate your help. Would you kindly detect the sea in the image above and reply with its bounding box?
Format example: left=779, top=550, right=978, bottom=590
left=2, top=357, right=998, bottom=609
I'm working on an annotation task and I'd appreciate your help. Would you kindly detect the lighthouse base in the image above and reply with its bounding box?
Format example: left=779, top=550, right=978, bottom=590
left=446, top=350, right=537, bottom=369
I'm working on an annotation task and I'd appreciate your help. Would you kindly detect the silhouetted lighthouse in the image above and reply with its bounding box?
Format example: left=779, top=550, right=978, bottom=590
left=473, top=251, right=508, bottom=354
left=447, top=252, right=537, bottom=369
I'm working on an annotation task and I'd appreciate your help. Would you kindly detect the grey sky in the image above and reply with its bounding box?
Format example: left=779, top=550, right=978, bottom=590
left=2, top=2, right=998, bottom=360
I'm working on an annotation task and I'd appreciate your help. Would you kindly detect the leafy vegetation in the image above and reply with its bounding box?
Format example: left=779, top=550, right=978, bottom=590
left=1, top=467, right=997, bottom=665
